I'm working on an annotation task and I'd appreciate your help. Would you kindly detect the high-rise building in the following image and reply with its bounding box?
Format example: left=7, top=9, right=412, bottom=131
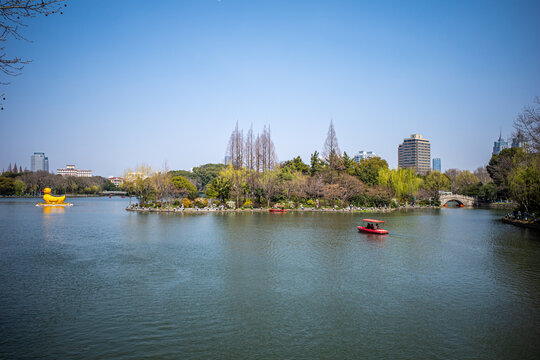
left=492, top=131, right=508, bottom=155
left=398, top=134, right=431, bottom=174
left=31, top=152, right=49, bottom=172
left=353, top=151, right=377, bottom=163
left=224, top=155, right=232, bottom=165
left=511, top=132, right=528, bottom=150
left=432, top=158, right=441, bottom=172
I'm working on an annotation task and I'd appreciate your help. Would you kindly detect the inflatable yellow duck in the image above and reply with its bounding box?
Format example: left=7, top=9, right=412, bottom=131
left=42, top=188, right=66, bottom=204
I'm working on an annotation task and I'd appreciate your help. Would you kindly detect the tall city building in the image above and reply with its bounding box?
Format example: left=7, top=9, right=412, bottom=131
left=432, top=158, right=441, bottom=172
left=30, top=152, right=49, bottom=172
left=511, top=132, right=528, bottom=150
left=398, top=134, right=431, bottom=174
left=492, top=131, right=509, bottom=155
left=492, top=130, right=529, bottom=156
left=353, top=151, right=377, bottom=163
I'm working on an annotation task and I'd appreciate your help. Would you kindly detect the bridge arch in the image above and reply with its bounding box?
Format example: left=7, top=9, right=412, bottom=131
left=439, top=194, right=475, bottom=207
left=442, top=198, right=464, bottom=206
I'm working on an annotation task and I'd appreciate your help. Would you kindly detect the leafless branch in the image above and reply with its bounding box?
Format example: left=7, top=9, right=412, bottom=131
left=513, top=96, right=540, bottom=152
left=0, top=0, right=67, bottom=109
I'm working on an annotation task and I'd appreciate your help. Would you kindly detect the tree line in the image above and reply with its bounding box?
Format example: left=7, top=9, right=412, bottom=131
left=3, top=98, right=537, bottom=213
left=0, top=170, right=116, bottom=195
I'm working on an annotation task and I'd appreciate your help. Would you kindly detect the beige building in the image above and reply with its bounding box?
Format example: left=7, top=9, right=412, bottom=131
left=398, top=134, right=431, bottom=174
left=57, top=164, right=93, bottom=177
left=108, top=176, right=124, bottom=186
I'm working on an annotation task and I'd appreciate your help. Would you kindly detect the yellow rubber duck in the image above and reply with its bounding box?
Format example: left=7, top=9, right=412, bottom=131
left=42, top=188, right=66, bottom=204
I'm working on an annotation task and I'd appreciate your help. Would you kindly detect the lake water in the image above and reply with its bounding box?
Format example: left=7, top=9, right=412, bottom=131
left=0, top=198, right=539, bottom=359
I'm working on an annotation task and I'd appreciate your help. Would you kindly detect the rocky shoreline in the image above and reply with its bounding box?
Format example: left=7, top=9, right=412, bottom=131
left=501, top=217, right=540, bottom=231
left=125, top=205, right=436, bottom=214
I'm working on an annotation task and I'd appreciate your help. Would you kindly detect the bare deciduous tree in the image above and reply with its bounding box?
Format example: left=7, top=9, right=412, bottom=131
left=152, top=163, right=173, bottom=205
left=254, top=133, right=262, bottom=172
left=339, top=174, right=365, bottom=204
left=321, top=183, right=343, bottom=206
left=444, top=168, right=461, bottom=193
left=259, top=170, right=280, bottom=207
left=1, top=0, right=67, bottom=109
left=260, top=125, right=269, bottom=171
left=244, top=124, right=255, bottom=170
left=514, top=96, right=540, bottom=153
left=262, top=125, right=277, bottom=171
left=226, top=121, right=244, bottom=169
left=227, top=123, right=277, bottom=172
left=302, top=175, right=324, bottom=200
left=474, top=166, right=491, bottom=184
left=323, top=119, right=341, bottom=183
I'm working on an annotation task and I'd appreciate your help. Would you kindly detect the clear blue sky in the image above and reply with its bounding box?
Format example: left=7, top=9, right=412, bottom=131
left=1, top=0, right=539, bottom=176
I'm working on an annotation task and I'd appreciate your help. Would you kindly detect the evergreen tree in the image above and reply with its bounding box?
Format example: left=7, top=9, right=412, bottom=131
left=310, top=151, right=324, bottom=176
left=13, top=162, right=18, bottom=173
left=342, top=152, right=355, bottom=174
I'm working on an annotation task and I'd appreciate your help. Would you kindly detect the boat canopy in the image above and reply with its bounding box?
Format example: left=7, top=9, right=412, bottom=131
left=362, top=219, right=386, bottom=223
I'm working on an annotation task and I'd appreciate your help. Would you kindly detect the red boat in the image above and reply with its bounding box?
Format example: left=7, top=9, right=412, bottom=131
left=269, top=207, right=287, bottom=213
left=357, top=219, right=389, bottom=235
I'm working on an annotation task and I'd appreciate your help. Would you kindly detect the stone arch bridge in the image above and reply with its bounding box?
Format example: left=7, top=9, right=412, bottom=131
left=439, top=194, right=476, bottom=207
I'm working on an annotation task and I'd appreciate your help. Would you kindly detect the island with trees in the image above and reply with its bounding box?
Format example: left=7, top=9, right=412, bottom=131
left=120, top=109, right=539, bottom=220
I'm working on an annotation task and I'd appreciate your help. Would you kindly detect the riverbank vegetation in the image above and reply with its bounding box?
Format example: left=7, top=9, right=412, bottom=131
left=0, top=170, right=116, bottom=195
left=2, top=101, right=537, bottom=215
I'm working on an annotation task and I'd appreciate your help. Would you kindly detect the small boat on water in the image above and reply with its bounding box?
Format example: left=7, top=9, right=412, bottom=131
left=269, top=207, right=287, bottom=213
left=358, top=219, right=389, bottom=235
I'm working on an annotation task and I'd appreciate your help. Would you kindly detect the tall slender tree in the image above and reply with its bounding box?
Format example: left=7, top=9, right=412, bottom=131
left=255, top=133, right=262, bottom=172
left=322, top=119, right=341, bottom=183
left=244, top=124, right=255, bottom=170
left=260, top=125, right=268, bottom=171
left=263, top=125, right=277, bottom=171
left=226, top=121, right=244, bottom=169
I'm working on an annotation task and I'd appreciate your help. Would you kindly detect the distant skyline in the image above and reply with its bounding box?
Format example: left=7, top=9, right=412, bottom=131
left=1, top=0, right=539, bottom=176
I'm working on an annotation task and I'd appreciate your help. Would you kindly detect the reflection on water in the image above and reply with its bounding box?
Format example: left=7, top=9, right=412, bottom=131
left=0, top=198, right=539, bottom=359
left=41, top=205, right=66, bottom=215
